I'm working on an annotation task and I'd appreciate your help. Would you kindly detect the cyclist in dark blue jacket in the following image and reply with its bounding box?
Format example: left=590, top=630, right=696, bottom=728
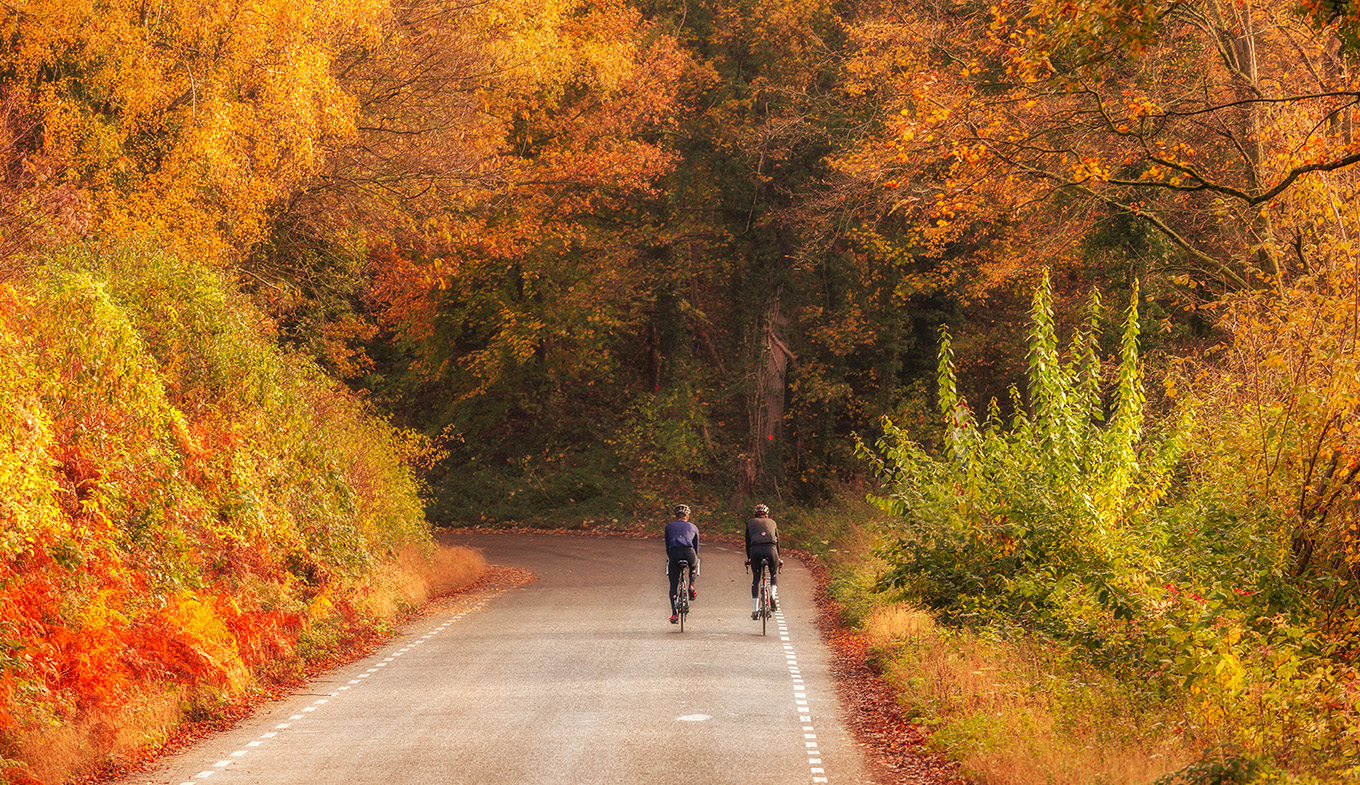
left=664, top=504, right=699, bottom=624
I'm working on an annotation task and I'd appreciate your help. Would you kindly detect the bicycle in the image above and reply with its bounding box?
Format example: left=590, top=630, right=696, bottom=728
left=674, top=559, right=692, bottom=631
left=749, top=557, right=774, bottom=635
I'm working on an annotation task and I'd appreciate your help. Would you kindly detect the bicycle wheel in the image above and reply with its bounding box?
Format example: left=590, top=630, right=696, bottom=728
left=760, top=568, right=769, bottom=636
left=678, top=563, right=689, bottom=632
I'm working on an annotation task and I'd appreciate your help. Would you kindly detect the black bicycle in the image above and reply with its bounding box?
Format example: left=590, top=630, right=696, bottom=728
left=675, top=559, right=692, bottom=631
left=750, top=557, right=774, bottom=635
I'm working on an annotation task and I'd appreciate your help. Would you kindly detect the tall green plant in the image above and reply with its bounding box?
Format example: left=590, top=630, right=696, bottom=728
left=862, top=271, right=1186, bottom=648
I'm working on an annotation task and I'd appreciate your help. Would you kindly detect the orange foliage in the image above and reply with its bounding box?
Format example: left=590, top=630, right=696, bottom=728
left=833, top=0, right=1360, bottom=293
left=364, top=0, right=688, bottom=394
left=0, top=247, right=443, bottom=784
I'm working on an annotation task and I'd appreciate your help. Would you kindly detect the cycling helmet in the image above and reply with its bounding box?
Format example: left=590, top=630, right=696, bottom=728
left=753, top=503, right=770, bottom=517
left=673, top=503, right=691, bottom=518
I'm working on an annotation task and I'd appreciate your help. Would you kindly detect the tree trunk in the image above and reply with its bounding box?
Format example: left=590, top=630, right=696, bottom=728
left=741, top=298, right=793, bottom=496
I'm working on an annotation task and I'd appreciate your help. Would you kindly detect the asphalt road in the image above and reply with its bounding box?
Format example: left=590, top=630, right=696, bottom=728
left=116, top=531, right=876, bottom=785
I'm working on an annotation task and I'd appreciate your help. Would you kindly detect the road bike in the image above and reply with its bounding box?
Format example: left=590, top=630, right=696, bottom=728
left=750, top=557, right=774, bottom=635
left=674, top=559, right=692, bottom=631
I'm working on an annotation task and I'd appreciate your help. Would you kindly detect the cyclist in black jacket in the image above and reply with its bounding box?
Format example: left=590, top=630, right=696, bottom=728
left=664, top=504, right=699, bottom=624
left=745, top=503, right=781, bottom=618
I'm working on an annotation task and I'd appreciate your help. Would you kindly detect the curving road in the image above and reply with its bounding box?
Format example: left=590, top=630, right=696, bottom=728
left=116, top=531, right=876, bottom=785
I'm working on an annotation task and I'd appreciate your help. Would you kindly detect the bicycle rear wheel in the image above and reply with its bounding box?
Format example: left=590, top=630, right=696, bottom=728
left=678, top=563, right=689, bottom=632
left=760, top=569, right=770, bottom=636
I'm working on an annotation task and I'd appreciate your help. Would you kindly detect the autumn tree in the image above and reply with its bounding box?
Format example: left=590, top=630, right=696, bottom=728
left=832, top=0, right=1360, bottom=293
left=0, top=89, right=87, bottom=271
left=1, top=0, right=384, bottom=261
left=298, top=0, right=692, bottom=519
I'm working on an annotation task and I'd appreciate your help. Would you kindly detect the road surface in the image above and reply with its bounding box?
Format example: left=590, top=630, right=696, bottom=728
left=115, top=531, right=876, bottom=785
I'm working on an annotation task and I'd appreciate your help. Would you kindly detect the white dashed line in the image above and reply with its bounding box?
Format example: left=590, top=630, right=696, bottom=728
left=776, top=611, right=832, bottom=784
left=171, top=595, right=499, bottom=783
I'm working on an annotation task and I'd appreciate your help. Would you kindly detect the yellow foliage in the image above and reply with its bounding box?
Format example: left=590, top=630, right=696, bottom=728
left=0, top=287, right=66, bottom=557
left=5, top=0, right=386, bottom=259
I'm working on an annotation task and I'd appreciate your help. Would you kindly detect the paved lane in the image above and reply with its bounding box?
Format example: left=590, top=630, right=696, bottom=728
left=116, top=532, right=875, bottom=785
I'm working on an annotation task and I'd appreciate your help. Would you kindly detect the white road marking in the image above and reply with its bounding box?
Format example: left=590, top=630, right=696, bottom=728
left=166, top=592, right=522, bottom=782
left=776, top=609, right=835, bottom=785
left=676, top=714, right=711, bottom=722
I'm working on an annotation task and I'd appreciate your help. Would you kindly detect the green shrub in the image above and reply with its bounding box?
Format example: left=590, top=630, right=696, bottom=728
left=861, top=271, right=1185, bottom=654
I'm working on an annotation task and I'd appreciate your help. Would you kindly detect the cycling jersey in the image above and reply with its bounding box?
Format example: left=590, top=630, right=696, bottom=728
left=664, top=519, right=699, bottom=551
left=664, top=518, right=699, bottom=614
left=746, top=516, right=780, bottom=597
left=745, top=516, right=778, bottom=552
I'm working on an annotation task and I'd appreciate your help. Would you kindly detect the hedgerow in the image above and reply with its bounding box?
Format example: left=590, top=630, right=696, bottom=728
left=0, top=243, right=434, bottom=784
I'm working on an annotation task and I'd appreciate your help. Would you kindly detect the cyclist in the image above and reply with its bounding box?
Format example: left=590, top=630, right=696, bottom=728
left=745, top=503, right=781, bottom=619
left=664, top=503, right=699, bottom=624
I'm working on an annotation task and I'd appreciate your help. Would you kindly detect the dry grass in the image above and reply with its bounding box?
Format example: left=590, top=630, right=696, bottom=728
left=426, top=544, right=487, bottom=594
left=382, top=544, right=488, bottom=613
left=11, top=688, right=183, bottom=785
left=864, top=603, right=1196, bottom=785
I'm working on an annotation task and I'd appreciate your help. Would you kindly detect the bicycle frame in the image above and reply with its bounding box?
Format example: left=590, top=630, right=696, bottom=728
left=675, top=559, right=691, bottom=631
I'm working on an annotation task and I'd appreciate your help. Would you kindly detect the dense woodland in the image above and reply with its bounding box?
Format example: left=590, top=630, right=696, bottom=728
left=4, top=0, right=1360, bottom=781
